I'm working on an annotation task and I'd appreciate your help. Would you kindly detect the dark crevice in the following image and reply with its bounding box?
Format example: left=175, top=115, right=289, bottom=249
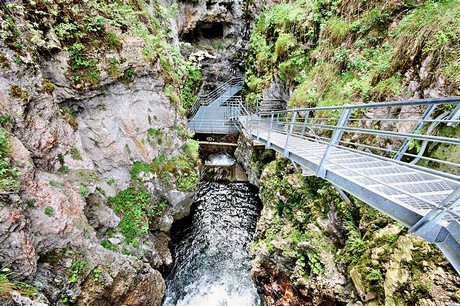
left=182, top=22, right=224, bottom=42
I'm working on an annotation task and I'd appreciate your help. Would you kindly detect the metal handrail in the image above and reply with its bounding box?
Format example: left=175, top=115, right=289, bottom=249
left=189, top=77, right=243, bottom=118
left=246, top=97, right=460, bottom=179
left=257, top=96, right=460, bottom=115
left=240, top=97, right=460, bottom=219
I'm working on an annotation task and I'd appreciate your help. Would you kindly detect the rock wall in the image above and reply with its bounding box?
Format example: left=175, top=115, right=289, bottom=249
left=0, top=0, right=199, bottom=304
left=249, top=158, right=460, bottom=306
left=242, top=1, right=460, bottom=304
left=235, top=130, right=275, bottom=187
left=176, top=0, right=247, bottom=89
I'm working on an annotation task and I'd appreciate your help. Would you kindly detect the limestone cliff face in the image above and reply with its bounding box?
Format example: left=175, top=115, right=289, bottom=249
left=0, top=1, right=196, bottom=305
left=176, top=0, right=247, bottom=87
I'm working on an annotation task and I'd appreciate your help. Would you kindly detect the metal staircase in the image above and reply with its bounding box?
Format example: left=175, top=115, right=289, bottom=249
left=188, top=77, right=243, bottom=134
left=238, top=97, right=460, bottom=274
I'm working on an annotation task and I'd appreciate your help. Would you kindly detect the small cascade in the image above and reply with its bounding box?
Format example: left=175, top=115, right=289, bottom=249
left=202, top=153, right=248, bottom=182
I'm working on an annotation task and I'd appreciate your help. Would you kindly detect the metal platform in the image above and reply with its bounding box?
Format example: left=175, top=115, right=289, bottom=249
left=188, top=78, right=243, bottom=134
left=239, top=97, right=460, bottom=274
left=189, top=81, right=460, bottom=273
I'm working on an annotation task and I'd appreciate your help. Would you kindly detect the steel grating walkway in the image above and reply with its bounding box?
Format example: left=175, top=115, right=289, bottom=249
left=189, top=83, right=460, bottom=273
left=188, top=78, right=243, bottom=134
left=238, top=98, right=460, bottom=274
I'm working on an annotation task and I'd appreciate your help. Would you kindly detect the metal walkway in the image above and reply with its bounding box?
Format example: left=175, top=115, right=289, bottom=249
left=188, top=77, right=243, bottom=134
left=237, top=98, right=460, bottom=273
left=188, top=82, right=460, bottom=273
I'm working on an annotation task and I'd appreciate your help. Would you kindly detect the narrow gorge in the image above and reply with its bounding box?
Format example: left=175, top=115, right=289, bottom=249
left=1, top=0, right=460, bottom=306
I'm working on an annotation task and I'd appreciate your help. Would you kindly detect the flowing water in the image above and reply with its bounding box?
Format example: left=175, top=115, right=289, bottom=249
left=204, top=153, right=236, bottom=166
left=163, top=155, right=261, bottom=306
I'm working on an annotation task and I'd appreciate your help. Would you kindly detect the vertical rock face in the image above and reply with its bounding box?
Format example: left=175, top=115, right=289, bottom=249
left=176, top=0, right=246, bottom=88
left=0, top=1, right=195, bottom=304
left=235, top=131, right=275, bottom=187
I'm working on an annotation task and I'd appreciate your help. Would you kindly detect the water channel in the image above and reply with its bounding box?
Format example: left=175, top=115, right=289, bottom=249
left=163, top=154, right=261, bottom=306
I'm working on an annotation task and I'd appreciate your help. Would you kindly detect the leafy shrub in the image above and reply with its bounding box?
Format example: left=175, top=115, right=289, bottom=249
left=108, top=186, right=165, bottom=244
left=107, top=31, right=122, bottom=50
left=0, top=268, right=37, bottom=298
left=100, top=239, right=117, bottom=251
left=9, top=85, right=28, bottom=101
left=181, top=66, right=202, bottom=111
left=44, top=206, right=54, bottom=217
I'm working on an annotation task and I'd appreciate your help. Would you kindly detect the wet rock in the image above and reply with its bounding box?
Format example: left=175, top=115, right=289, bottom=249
left=143, top=232, right=173, bottom=274
left=262, top=78, right=290, bottom=101
left=235, top=130, right=275, bottom=187
left=168, top=190, right=196, bottom=221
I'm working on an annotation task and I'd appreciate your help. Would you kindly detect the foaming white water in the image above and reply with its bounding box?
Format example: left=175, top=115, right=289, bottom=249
left=205, top=153, right=236, bottom=166
left=163, top=182, right=261, bottom=306
left=165, top=274, right=260, bottom=306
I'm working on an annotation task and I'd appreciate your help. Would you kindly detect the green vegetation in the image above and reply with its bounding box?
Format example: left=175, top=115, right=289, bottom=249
left=44, top=206, right=54, bottom=216
left=42, top=78, right=55, bottom=94
left=245, top=0, right=460, bottom=110
left=389, top=0, right=460, bottom=83
left=100, top=239, right=117, bottom=251
left=107, top=134, right=199, bottom=245
left=79, top=184, right=89, bottom=198
left=1, top=0, right=201, bottom=109
left=0, top=125, right=20, bottom=193
left=69, top=146, right=82, bottom=160
left=9, top=85, right=29, bottom=101
left=106, top=31, right=122, bottom=51
left=108, top=186, right=155, bottom=244
left=130, top=162, right=153, bottom=181
left=69, top=42, right=100, bottom=86
left=68, top=259, right=88, bottom=284
left=60, top=106, right=78, bottom=131
left=181, top=66, right=202, bottom=112
left=107, top=57, right=121, bottom=77
left=122, top=66, right=135, bottom=83
left=0, top=268, right=37, bottom=298
left=130, top=138, right=200, bottom=192
left=149, top=149, right=199, bottom=192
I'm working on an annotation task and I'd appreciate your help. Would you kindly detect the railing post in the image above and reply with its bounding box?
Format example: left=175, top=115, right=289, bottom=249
left=284, top=112, right=297, bottom=157
left=316, top=107, right=352, bottom=178
left=394, top=104, right=436, bottom=160
left=300, top=111, right=311, bottom=137
left=266, top=112, right=274, bottom=148
left=257, top=119, right=261, bottom=141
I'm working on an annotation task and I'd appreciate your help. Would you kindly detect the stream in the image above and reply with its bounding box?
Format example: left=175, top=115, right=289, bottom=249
left=163, top=155, right=261, bottom=306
